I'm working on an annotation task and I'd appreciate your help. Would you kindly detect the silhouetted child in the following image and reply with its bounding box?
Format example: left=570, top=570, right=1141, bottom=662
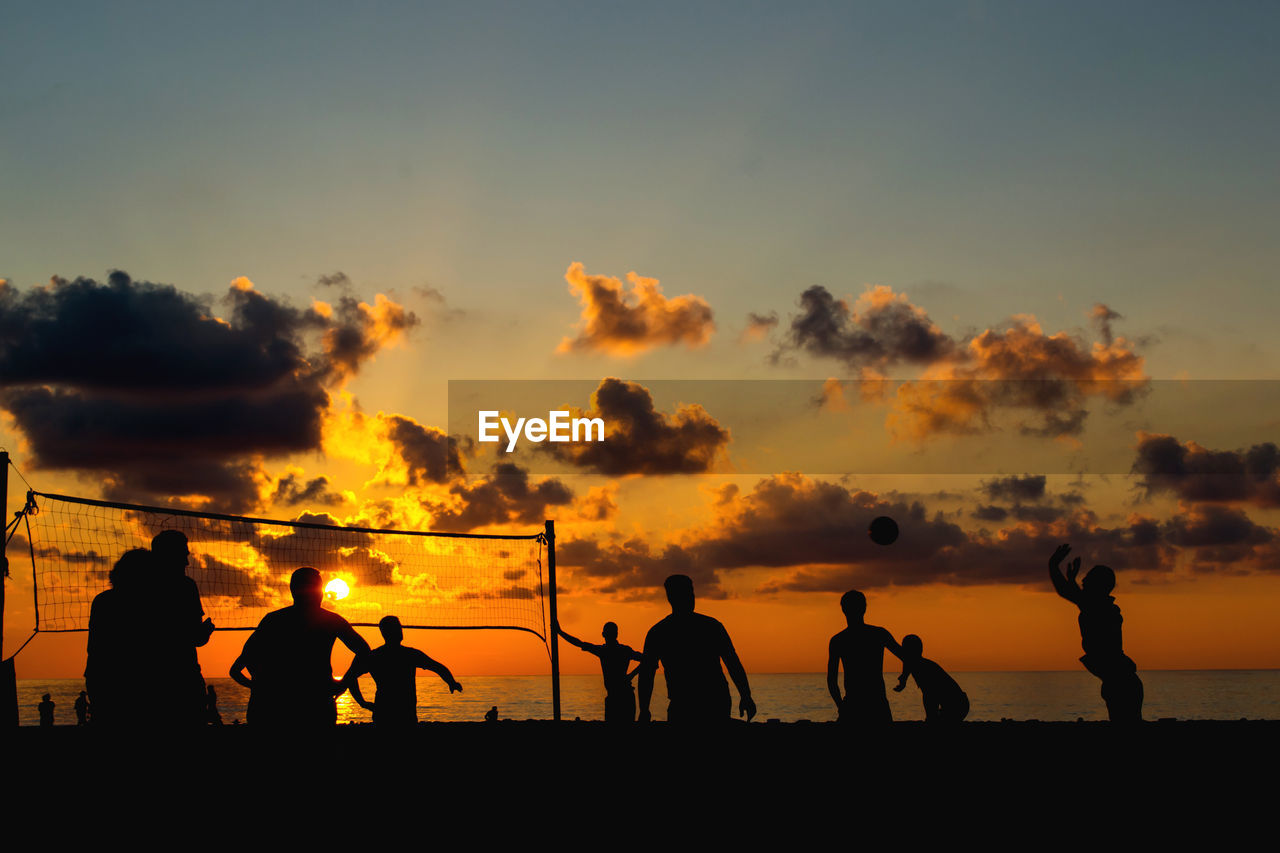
left=560, top=622, right=645, bottom=722
left=38, top=694, right=55, bottom=726
left=827, top=590, right=905, bottom=724
left=348, top=615, right=462, bottom=726
left=892, top=634, right=969, bottom=723
left=1048, top=543, right=1143, bottom=722
left=485, top=706, right=499, bottom=722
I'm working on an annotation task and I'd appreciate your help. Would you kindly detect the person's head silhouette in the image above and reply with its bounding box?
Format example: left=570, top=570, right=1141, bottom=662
left=664, top=574, right=695, bottom=613
left=1082, top=565, right=1116, bottom=597
left=840, top=589, right=867, bottom=621
left=290, top=567, right=324, bottom=608
left=110, top=547, right=156, bottom=591
left=151, top=530, right=190, bottom=576
left=602, top=621, right=618, bottom=642
left=901, top=633, right=924, bottom=662
left=379, top=615, right=404, bottom=645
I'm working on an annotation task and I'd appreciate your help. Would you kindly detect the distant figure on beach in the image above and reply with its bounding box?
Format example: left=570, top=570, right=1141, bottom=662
left=151, top=530, right=215, bottom=725
left=638, top=574, right=756, bottom=723
left=893, top=634, right=969, bottom=723
left=1048, top=544, right=1143, bottom=722
left=485, top=706, right=499, bottom=722
left=75, top=691, right=90, bottom=725
left=206, top=685, right=223, bottom=725
left=560, top=622, right=645, bottom=722
left=827, top=590, right=906, bottom=724
left=229, top=567, right=371, bottom=728
left=38, top=693, right=54, bottom=726
left=348, top=615, right=462, bottom=726
left=85, top=547, right=155, bottom=727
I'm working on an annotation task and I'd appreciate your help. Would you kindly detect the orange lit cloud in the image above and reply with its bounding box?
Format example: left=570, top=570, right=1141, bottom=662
left=557, top=262, right=714, bottom=356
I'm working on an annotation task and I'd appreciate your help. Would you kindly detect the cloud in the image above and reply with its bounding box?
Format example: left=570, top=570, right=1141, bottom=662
left=271, top=471, right=345, bottom=507
left=982, top=475, right=1048, bottom=502
left=1089, top=303, right=1123, bottom=346
left=556, top=537, right=715, bottom=599
left=776, top=285, right=954, bottom=373
left=1162, top=503, right=1280, bottom=574
left=541, top=378, right=730, bottom=475
left=385, top=415, right=466, bottom=485
left=0, top=272, right=415, bottom=511
left=1132, top=433, right=1280, bottom=506
left=887, top=315, right=1146, bottom=440
left=740, top=311, right=778, bottom=344
left=556, top=262, right=714, bottom=356
left=427, top=463, right=574, bottom=532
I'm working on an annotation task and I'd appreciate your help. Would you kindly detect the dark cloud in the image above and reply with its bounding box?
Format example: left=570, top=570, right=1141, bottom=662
left=272, top=473, right=345, bottom=507
left=191, top=554, right=283, bottom=607
left=428, top=463, right=574, bottom=532
left=1162, top=504, right=1280, bottom=573
left=1132, top=433, right=1280, bottom=506
left=385, top=415, right=466, bottom=485
left=542, top=378, right=730, bottom=475
left=557, top=262, right=714, bottom=356
left=317, top=272, right=351, bottom=288
left=556, top=537, right=716, bottom=599
left=982, top=475, right=1048, bottom=502
left=257, top=511, right=395, bottom=586
left=777, top=285, right=954, bottom=372
left=0, top=272, right=415, bottom=511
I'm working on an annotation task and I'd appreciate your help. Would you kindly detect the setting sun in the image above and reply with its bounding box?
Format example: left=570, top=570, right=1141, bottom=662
left=325, top=578, right=351, bottom=601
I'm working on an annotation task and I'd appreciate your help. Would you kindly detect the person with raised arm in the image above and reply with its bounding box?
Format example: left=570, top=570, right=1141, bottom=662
left=348, top=615, right=462, bottom=726
left=559, top=621, right=645, bottom=722
left=638, top=574, right=756, bottom=724
left=827, top=590, right=906, bottom=724
left=1048, top=543, right=1143, bottom=722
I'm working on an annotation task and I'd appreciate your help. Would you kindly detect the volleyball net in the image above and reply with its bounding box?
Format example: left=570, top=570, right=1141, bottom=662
left=13, top=491, right=553, bottom=645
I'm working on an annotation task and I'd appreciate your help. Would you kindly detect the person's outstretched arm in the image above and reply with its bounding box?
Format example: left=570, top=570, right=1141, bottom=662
left=718, top=625, right=756, bottom=721
left=893, top=661, right=911, bottom=693
left=882, top=629, right=906, bottom=663
left=827, top=636, right=843, bottom=711
left=416, top=651, right=463, bottom=693
left=1048, top=543, right=1084, bottom=605
left=558, top=627, right=586, bottom=649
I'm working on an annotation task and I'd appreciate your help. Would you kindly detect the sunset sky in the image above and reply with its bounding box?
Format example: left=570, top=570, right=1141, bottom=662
left=4, top=2, right=1280, bottom=681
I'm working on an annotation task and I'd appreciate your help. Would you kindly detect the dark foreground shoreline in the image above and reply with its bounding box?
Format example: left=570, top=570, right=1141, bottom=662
left=7, top=720, right=1275, bottom=837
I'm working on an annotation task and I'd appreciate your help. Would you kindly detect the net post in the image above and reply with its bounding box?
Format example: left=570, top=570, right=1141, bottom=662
left=1, top=450, right=16, bottom=728
left=545, top=519, right=561, bottom=722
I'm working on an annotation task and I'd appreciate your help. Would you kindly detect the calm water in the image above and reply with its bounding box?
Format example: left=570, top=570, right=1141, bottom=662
left=16, top=670, right=1280, bottom=725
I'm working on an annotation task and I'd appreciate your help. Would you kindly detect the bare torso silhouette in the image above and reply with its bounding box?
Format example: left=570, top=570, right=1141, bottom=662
left=643, top=612, right=735, bottom=721
left=238, top=605, right=361, bottom=726
left=829, top=623, right=898, bottom=723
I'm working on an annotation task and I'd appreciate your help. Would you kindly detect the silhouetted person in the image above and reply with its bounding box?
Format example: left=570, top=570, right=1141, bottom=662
left=85, top=547, right=156, bottom=727
left=1049, top=544, right=1143, bottom=722
left=485, top=706, right=499, bottom=722
left=638, top=574, right=755, bottom=723
left=38, top=693, right=55, bottom=726
left=206, top=685, right=223, bottom=725
left=75, top=691, right=89, bottom=725
left=151, top=530, right=215, bottom=725
left=893, top=634, right=969, bottom=723
left=560, top=622, right=645, bottom=722
left=828, top=590, right=905, bottom=724
left=348, top=615, right=462, bottom=726
left=229, top=567, right=371, bottom=728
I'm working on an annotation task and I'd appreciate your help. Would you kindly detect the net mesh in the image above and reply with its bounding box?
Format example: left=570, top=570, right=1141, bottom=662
left=19, top=492, right=549, bottom=641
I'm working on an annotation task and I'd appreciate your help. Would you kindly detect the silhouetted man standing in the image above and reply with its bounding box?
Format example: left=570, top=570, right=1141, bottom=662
left=349, top=615, right=462, bottom=726
left=561, top=621, right=645, bottom=722
left=151, top=530, right=215, bottom=725
left=828, top=590, right=905, bottom=724
left=638, top=574, right=755, bottom=723
left=229, top=567, right=371, bottom=728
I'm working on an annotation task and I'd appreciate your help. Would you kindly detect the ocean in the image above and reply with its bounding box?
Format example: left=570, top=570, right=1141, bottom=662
left=15, top=670, right=1280, bottom=726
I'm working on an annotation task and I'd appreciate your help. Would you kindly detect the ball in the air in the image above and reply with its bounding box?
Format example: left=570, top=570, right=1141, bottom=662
left=869, top=515, right=899, bottom=546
